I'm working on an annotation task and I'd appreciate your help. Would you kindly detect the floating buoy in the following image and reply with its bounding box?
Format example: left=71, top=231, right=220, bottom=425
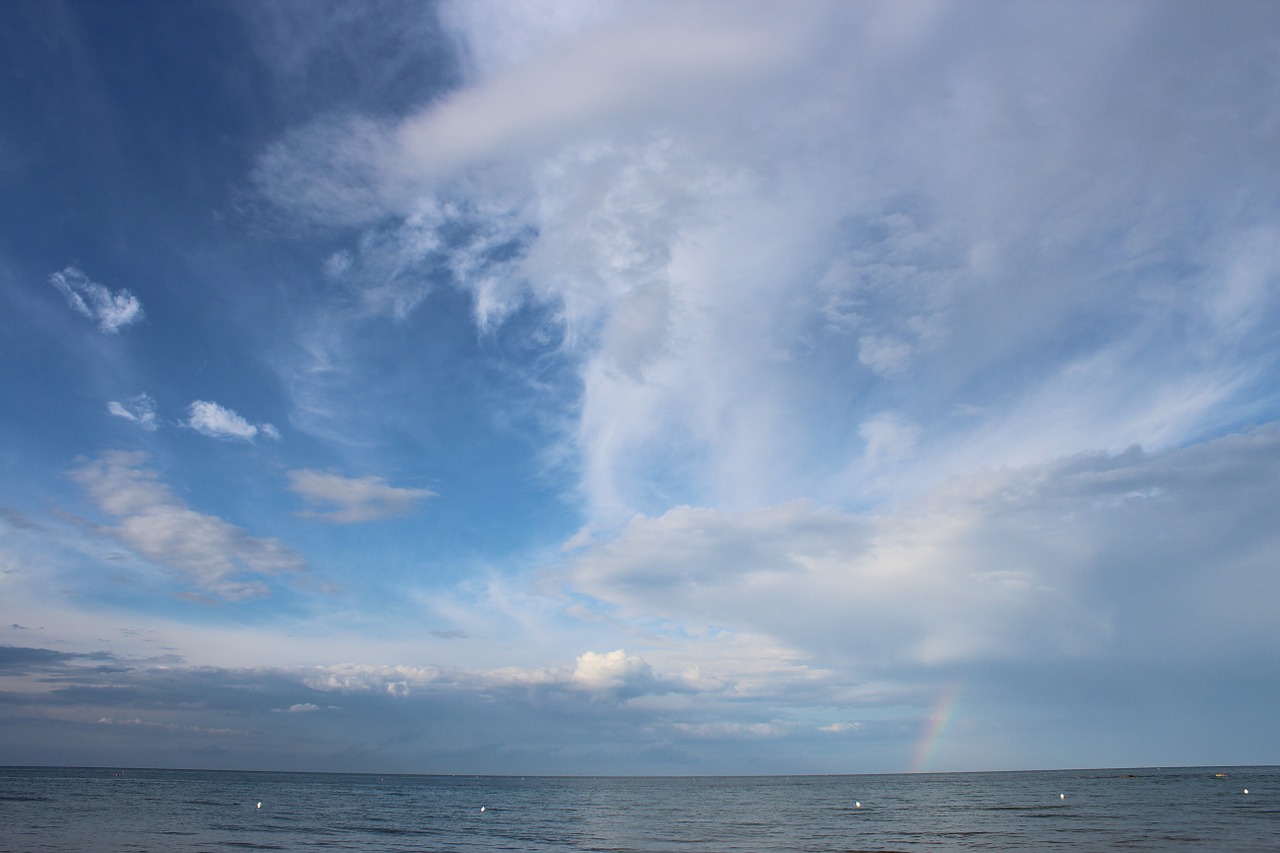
left=1244, top=789, right=1249, bottom=795
left=480, top=806, right=486, bottom=812
left=855, top=801, right=861, bottom=808
left=1060, top=793, right=1065, bottom=800
left=256, top=802, right=262, bottom=809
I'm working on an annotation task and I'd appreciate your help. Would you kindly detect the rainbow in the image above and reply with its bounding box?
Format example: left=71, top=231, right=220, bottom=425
left=910, top=682, right=963, bottom=773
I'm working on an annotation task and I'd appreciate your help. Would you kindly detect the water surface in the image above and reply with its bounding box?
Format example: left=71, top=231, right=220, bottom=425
left=1, top=765, right=1275, bottom=851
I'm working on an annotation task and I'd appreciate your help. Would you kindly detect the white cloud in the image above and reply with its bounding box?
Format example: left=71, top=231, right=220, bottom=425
left=389, top=6, right=801, bottom=181
left=297, top=649, right=688, bottom=705
left=232, top=4, right=1280, bottom=763
left=301, top=663, right=448, bottom=697
left=323, top=250, right=353, bottom=277
left=571, top=649, right=665, bottom=699
left=560, top=426, right=1280, bottom=672
left=106, top=394, right=158, bottom=431
left=48, top=266, right=144, bottom=333
left=0, top=646, right=904, bottom=773
left=859, top=412, right=921, bottom=468
left=287, top=469, right=434, bottom=524
left=438, top=0, right=622, bottom=79
left=1197, top=224, right=1280, bottom=337
left=259, top=2, right=1280, bottom=530
left=69, top=451, right=306, bottom=600
left=185, top=400, right=279, bottom=442
left=667, top=720, right=791, bottom=740
left=253, top=114, right=399, bottom=228
left=858, top=334, right=916, bottom=377
left=8, top=1, right=1280, bottom=775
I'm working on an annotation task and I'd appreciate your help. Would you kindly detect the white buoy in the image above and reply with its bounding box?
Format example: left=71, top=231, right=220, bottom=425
left=480, top=806, right=486, bottom=812
left=855, top=801, right=861, bottom=808
left=1060, top=793, right=1065, bottom=800
left=1244, top=789, right=1249, bottom=795
left=256, top=802, right=262, bottom=809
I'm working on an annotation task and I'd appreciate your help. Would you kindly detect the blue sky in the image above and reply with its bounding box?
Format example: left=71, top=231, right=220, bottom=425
left=2, top=0, right=1279, bottom=775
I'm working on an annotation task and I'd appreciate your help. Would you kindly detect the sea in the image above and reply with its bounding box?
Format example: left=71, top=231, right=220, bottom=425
left=1, top=765, right=1276, bottom=852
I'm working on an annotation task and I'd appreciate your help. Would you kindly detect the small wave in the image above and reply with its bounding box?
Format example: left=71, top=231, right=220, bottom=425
left=335, top=824, right=411, bottom=835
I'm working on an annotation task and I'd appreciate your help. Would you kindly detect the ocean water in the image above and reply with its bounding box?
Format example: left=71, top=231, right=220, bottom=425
left=1, top=765, right=1276, bottom=852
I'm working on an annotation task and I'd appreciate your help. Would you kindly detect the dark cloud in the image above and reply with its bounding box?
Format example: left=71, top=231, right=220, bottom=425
left=0, top=507, right=44, bottom=531
left=0, top=645, right=115, bottom=676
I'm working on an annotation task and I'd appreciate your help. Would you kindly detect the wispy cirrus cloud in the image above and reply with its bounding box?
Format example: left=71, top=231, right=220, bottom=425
left=257, top=1, right=1280, bottom=530
left=48, top=266, right=144, bottom=333
left=185, top=400, right=280, bottom=442
left=107, top=393, right=158, bottom=431
left=287, top=469, right=434, bottom=524
left=69, top=451, right=305, bottom=600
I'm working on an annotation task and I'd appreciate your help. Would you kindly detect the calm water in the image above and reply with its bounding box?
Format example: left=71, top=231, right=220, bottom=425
left=1, top=765, right=1276, bottom=852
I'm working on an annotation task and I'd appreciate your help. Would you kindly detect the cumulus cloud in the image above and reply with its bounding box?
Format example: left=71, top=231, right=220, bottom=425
left=185, top=400, right=279, bottom=442
left=107, top=393, right=158, bottom=431
left=48, top=266, right=144, bottom=333
left=571, top=649, right=665, bottom=700
left=287, top=469, right=434, bottom=524
left=69, top=451, right=306, bottom=600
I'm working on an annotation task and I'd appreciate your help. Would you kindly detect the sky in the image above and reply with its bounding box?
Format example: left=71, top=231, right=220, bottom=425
left=1, top=0, right=1279, bottom=776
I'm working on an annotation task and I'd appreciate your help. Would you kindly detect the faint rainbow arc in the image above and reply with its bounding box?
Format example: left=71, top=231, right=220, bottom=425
left=911, top=682, right=963, bottom=773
